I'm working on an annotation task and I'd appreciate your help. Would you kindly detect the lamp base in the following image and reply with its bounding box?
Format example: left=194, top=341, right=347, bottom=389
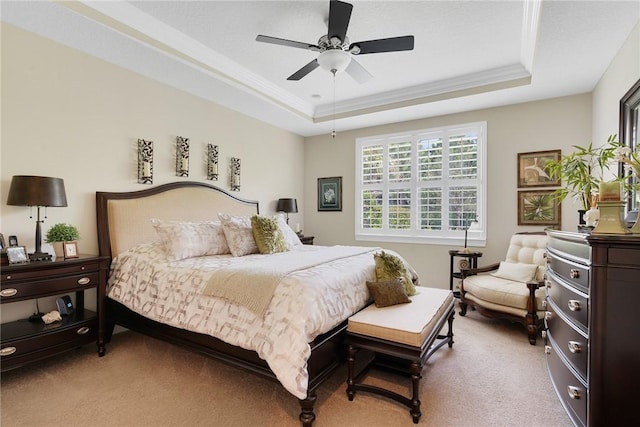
left=29, top=251, right=52, bottom=262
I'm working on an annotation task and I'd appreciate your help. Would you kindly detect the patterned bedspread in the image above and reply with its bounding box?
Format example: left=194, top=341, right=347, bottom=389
left=107, top=242, right=378, bottom=399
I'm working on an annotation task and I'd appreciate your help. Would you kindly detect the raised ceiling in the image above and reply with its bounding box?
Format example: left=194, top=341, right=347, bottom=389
left=2, top=1, right=639, bottom=137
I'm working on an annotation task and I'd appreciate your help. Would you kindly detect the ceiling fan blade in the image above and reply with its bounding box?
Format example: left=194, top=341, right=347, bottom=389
left=350, top=35, right=415, bottom=55
left=328, top=0, right=353, bottom=43
left=345, top=58, right=372, bottom=84
left=287, top=59, right=320, bottom=81
left=256, top=35, right=320, bottom=52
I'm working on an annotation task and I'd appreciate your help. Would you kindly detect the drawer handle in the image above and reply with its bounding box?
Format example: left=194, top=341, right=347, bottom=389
left=568, top=300, right=581, bottom=312
left=567, top=386, right=581, bottom=400
left=77, top=277, right=91, bottom=285
left=541, top=330, right=547, bottom=339
left=570, top=269, right=580, bottom=279
left=544, top=311, right=552, bottom=320
left=568, top=341, right=582, bottom=354
left=542, top=299, right=547, bottom=308
left=545, top=280, right=551, bottom=289
left=0, top=347, right=17, bottom=356
left=544, top=345, right=551, bottom=355
left=0, top=288, right=18, bottom=297
left=76, top=327, right=90, bottom=335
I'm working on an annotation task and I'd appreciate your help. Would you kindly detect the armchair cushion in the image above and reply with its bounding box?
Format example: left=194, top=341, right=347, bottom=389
left=463, top=274, right=546, bottom=312
left=491, top=261, right=539, bottom=283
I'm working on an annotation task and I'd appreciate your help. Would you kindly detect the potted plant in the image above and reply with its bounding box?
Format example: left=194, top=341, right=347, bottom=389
left=45, top=223, right=79, bottom=257
left=545, top=135, right=621, bottom=215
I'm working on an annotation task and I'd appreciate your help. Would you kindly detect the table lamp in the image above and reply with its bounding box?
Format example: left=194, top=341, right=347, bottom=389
left=276, top=198, right=298, bottom=224
left=7, top=175, right=68, bottom=261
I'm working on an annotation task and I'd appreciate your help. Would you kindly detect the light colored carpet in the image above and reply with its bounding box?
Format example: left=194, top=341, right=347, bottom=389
left=1, top=309, right=571, bottom=427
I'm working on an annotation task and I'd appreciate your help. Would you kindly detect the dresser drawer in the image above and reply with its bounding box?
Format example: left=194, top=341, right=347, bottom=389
left=1, top=271, right=99, bottom=302
left=545, top=334, right=587, bottom=427
left=0, top=313, right=97, bottom=370
left=546, top=269, right=589, bottom=331
left=545, top=299, right=588, bottom=380
left=546, top=250, right=589, bottom=293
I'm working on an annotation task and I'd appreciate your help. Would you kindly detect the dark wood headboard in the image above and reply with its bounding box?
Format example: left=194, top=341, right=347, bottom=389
left=96, top=181, right=259, bottom=259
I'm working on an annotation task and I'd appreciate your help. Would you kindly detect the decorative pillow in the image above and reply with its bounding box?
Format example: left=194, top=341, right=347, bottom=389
left=373, top=250, right=416, bottom=296
left=251, top=215, right=288, bottom=254
left=491, top=261, right=539, bottom=282
left=151, top=219, right=229, bottom=261
left=366, top=279, right=411, bottom=308
left=276, top=216, right=303, bottom=249
left=218, top=213, right=259, bottom=257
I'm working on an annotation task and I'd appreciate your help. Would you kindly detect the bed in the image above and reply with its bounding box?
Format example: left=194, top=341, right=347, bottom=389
left=96, top=181, right=394, bottom=426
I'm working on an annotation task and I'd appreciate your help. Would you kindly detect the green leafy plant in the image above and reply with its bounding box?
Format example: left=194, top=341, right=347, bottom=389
left=545, top=135, right=622, bottom=211
left=45, top=223, right=79, bottom=243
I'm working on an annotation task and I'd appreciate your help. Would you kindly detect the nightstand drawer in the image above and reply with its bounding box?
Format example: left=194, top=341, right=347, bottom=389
left=546, top=250, right=589, bottom=293
left=0, top=313, right=97, bottom=370
left=1, top=271, right=100, bottom=302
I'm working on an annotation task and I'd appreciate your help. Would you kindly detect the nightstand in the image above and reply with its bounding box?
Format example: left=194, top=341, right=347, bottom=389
left=299, top=235, right=315, bottom=245
left=448, top=250, right=482, bottom=298
left=0, top=254, right=109, bottom=371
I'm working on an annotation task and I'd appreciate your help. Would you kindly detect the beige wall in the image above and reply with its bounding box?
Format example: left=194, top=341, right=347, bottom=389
left=303, top=95, right=592, bottom=288
left=0, top=23, right=304, bottom=320
left=592, top=20, right=640, bottom=159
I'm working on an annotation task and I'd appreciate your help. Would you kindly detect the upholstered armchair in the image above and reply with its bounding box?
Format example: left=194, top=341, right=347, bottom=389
left=459, top=232, right=548, bottom=345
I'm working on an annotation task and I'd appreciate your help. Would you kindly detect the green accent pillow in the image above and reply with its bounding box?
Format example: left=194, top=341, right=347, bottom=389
left=374, top=250, right=416, bottom=296
left=366, top=279, right=411, bottom=308
left=250, top=215, right=288, bottom=254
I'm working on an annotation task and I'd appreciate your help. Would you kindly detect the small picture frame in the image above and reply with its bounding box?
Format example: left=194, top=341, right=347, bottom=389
left=318, top=176, right=342, bottom=211
left=63, top=241, right=79, bottom=259
left=517, top=190, right=561, bottom=226
left=0, top=233, right=5, bottom=251
left=6, top=246, right=28, bottom=264
left=517, top=150, right=561, bottom=188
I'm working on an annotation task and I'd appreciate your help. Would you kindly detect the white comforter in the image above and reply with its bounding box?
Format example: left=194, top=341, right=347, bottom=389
left=107, top=242, right=378, bottom=399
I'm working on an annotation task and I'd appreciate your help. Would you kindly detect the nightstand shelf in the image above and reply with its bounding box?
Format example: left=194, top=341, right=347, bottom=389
left=299, top=235, right=315, bottom=245
left=0, top=255, right=108, bottom=371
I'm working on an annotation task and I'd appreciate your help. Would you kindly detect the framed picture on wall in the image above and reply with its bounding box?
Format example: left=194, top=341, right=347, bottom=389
left=517, top=150, right=561, bottom=188
left=318, top=177, right=342, bottom=211
left=517, top=190, right=561, bottom=226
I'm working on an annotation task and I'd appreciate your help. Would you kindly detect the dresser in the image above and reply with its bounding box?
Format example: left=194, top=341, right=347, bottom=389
left=545, top=230, right=640, bottom=426
left=0, top=255, right=109, bottom=371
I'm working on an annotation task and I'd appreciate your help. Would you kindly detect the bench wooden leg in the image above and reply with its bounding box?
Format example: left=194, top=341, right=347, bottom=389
left=409, top=360, right=422, bottom=423
left=346, top=344, right=357, bottom=401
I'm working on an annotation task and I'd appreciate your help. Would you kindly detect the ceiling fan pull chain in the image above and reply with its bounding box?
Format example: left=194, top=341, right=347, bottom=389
left=332, top=70, right=337, bottom=139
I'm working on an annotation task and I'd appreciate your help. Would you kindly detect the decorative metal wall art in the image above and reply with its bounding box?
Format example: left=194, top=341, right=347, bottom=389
left=207, top=144, right=219, bottom=180
left=230, top=157, right=241, bottom=191
left=176, top=136, right=190, bottom=177
left=138, top=139, right=153, bottom=184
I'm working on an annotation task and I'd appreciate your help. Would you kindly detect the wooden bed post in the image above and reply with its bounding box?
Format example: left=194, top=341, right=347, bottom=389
left=299, top=393, right=317, bottom=427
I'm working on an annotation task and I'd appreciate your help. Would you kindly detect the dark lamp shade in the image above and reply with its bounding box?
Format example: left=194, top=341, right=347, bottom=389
left=276, top=198, right=298, bottom=214
left=7, top=175, right=68, bottom=207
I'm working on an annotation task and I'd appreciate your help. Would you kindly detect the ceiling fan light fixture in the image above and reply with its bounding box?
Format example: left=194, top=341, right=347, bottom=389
left=317, top=49, right=351, bottom=73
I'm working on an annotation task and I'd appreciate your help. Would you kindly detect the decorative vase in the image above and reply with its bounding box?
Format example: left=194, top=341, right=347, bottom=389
left=629, top=210, right=640, bottom=234
left=591, top=201, right=630, bottom=235
left=52, top=242, right=64, bottom=258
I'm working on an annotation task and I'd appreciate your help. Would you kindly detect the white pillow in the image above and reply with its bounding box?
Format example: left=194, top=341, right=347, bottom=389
left=491, top=261, right=539, bottom=283
left=151, top=219, right=230, bottom=261
left=276, top=216, right=303, bottom=249
left=218, top=213, right=259, bottom=257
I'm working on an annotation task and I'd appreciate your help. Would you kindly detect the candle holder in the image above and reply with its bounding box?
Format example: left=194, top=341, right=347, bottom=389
left=230, top=157, right=241, bottom=191
left=138, top=139, right=153, bottom=185
left=207, top=144, right=219, bottom=181
left=176, top=136, right=189, bottom=177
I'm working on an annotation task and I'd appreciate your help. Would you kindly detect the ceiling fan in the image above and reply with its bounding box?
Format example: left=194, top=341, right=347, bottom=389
left=256, top=0, right=414, bottom=83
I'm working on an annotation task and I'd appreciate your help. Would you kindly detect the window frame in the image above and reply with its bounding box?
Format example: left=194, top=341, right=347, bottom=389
left=355, top=121, right=487, bottom=247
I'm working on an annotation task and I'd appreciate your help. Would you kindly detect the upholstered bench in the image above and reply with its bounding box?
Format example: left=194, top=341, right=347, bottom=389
left=346, top=287, right=455, bottom=424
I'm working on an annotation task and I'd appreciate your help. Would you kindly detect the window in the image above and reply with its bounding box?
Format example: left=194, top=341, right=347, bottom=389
left=356, top=122, right=487, bottom=246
